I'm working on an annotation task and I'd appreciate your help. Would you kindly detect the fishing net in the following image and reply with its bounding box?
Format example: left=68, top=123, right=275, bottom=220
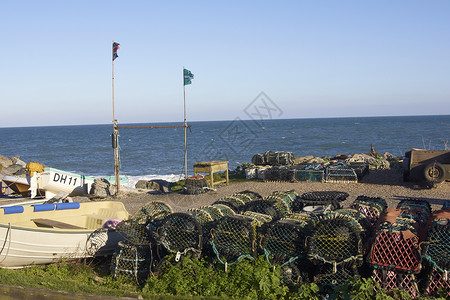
left=115, top=220, right=151, bottom=246
left=131, top=201, right=173, bottom=224
left=314, top=261, right=358, bottom=293
left=369, top=219, right=421, bottom=273
left=184, top=176, right=209, bottom=194
left=396, top=198, right=431, bottom=226
left=307, top=214, right=363, bottom=266
left=345, top=162, right=369, bottom=180
left=424, top=267, right=450, bottom=297
left=155, top=212, right=203, bottom=258
left=111, top=241, right=152, bottom=284
left=261, top=217, right=312, bottom=266
left=210, top=214, right=269, bottom=266
left=301, top=191, right=349, bottom=211
left=279, top=261, right=306, bottom=287
left=331, top=209, right=371, bottom=242
left=372, top=269, right=419, bottom=298
left=325, top=167, right=357, bottom=183
left=294, top=169, right=324, bottom=183
left=350, top=195, right=387, bottom=227
left=212, top=190, right=262, bottom=212
left=262, top=166, right=295, bottom=182
left=422, top=220, right=450, bottom=273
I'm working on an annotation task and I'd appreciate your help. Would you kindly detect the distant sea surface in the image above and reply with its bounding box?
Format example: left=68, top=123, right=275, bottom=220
left=1, top=115, right=449, bottom=185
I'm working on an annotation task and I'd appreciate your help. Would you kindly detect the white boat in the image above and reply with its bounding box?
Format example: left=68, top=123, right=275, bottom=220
left=0, top=201, right=129, bottom=268
left=2, top=176, right=31, bottom=197
left=29, top=168, right=96, bottom=199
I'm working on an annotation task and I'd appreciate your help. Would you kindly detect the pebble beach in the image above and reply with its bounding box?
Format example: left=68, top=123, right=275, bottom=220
left=116, top=168, right=449, bottom=215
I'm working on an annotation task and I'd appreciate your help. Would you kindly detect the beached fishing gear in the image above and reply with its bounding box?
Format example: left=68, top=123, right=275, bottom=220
left=261, top=212, right=315, bottom=286
left=350, top=195, right=387, bottom=227
left=368, top=210, right=422, bottom=274
left=306, top=213, right=364, bottom=293
left=421, top=210, right=450, bottom=297
left=396, top=198, right=431, bottom=226
left=307, top=213, right=363, bottom=267
left=345, top=162, right=369, bottom=181
left=212, top=190, right=262, bottom=212
left=210, top=212, right=271, bottom=268
left=300, top=191, right=348, bottom=212
left=251, top=151, right=295, bottom=166
left=131, top=201, right=173, bottom=224
left=325, top=164, right=358, bottom=183
left=184, top=176, right=209, bottom=194
left=242, top=190, right=298, bottom=219
left=154, top=212, right=203, bottom=261
left=111, top=240, right=152, bottom=284
left=371, top=268, right=419, bottom=298
left=262, top=166, right=296, bottom=182
left=314, top=261, right=359, bottom=294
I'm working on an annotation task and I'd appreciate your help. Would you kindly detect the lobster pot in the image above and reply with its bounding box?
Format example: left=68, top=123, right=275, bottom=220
left=115, top=220, right=151, bottom=246
left=294, top=169, right=324, bottom=183
left=332, top=209, right=371, bottom=247
left=307, top=214, right=363, bottom=267
left=350, top=196, right=387, bottom=227
left=242, top=191, right=296, bottom=219
left=372, top=269, right=419, bottom=298
left=422, top=217, right=450, bottom=293
left=396, top=198, right=431, bottom=226
left=212, top=191, right=262, bottom=212
left=301, top=191, right=349, bottom=211
left=261, top=218, right=311, bottom=265
left=188, top=205, right=236, bottom=247
left=314, top=261, right=359, bottom=292
left=424, top=267, right=450, bottom=297
left=279, top=261, right=306, bottom=287
left=325, top=167, right=357, bottom=183
left=368, top=220, right=421, bottom=273
left=346, top=162, right=369, bottom=180
left=263, top=166, right=295, bottom=182
left=155, top=213, right=203, bottom=257
left=184, top=177, right=209, bottom=194
left=111, top=241, right=152, bottom=284
left=211, top=214, right=267, bottom=265
left=211, top=203, right=236, bottom=216
left=131, top=201, right=173, bottom=224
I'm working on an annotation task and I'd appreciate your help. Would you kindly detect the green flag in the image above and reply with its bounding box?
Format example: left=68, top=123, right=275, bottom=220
left=184, top=68, right=194, bottom=85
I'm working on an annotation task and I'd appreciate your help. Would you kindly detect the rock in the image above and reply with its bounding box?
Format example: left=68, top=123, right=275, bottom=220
left=90, top=178, right=113, bottom=197
left=135, top=179, right=170, bottom=193
left=0, top=155, right=12, bottom=169
left=10, top=156, right=26, bottom=168
left=6, top=164, right=25, bottom=175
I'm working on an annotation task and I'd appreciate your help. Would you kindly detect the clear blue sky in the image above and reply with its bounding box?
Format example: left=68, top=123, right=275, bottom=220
left=1, top=1, right=449, bottom=127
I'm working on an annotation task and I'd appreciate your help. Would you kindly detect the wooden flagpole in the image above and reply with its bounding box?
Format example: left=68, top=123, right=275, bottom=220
left=183, top=67, right=188, bottom=179
left=112, top=41, right=120, bottom=195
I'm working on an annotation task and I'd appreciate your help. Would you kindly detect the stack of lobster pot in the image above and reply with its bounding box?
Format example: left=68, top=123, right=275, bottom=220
left=350, top=195, right=387, bottom=229
left=299, top=191, right=349, bottom=214
left=368, top=199, right=431, bottom=298
left=241, top=190, right=298, bottom=220
left=154, top=203, right=237, bottom=264
left=306, top=211, right=364, bottom=292
left=212, top=190, right=262, bottom=212
left=111, top=201, right=173, bottom=284
left=210, top=211, right=272, bottom=271
left=421, top=204, right=450, bottom=297
left=260, top=212, right=316, bottom=286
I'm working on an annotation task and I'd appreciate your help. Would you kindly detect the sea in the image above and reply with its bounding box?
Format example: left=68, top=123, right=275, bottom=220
left=1, top=115, right=449, bottom=187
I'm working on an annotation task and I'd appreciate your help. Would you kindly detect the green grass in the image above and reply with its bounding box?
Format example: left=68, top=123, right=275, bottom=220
left=0, top=255, right=447, bottom=299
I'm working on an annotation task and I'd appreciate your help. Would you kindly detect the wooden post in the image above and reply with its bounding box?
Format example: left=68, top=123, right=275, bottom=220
left=183, top=67, right=188, bottom=179
left=112, top=41, right=120, bottom=195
